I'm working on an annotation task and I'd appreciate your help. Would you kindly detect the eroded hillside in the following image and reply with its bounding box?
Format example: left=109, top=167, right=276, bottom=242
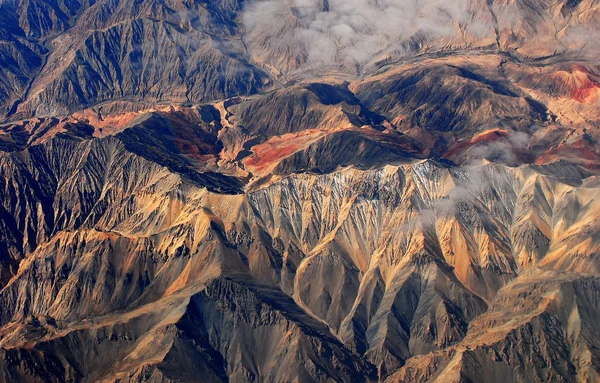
left=0, top=0, right=600, bottom=382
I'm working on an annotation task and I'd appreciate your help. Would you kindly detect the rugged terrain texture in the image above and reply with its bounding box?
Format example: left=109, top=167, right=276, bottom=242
left=0, top=0, right=600, bottom=382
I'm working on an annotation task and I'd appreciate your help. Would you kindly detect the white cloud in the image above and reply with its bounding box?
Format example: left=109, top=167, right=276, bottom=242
left=242, top=0, right=495, bottom=74
left=470, top=131, right=530, bottom=164
left=242, top=0, right=600, bottom=76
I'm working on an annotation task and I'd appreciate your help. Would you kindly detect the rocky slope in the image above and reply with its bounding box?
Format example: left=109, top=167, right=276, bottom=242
left=0, top=0, right=599, bottom=382
left=0, top=131, right=598, bottom=381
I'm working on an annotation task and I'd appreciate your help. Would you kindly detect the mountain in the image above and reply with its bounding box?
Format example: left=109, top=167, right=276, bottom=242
left=0, top=0, right=599, bottom=382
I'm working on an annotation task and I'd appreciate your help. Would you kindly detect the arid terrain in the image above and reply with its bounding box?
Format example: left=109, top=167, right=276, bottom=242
left=0, top=0, right=599, bottom=382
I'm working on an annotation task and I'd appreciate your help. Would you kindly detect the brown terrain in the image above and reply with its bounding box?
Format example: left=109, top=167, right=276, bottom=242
left=0, top=0, right=600, bottom=382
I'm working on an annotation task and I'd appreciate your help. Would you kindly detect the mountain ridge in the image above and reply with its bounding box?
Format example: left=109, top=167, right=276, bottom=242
left=0, top=0, right=600, bottom=381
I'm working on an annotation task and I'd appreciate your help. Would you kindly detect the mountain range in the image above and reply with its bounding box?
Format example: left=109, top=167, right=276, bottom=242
left=0, top=0, right=599, bottom=381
